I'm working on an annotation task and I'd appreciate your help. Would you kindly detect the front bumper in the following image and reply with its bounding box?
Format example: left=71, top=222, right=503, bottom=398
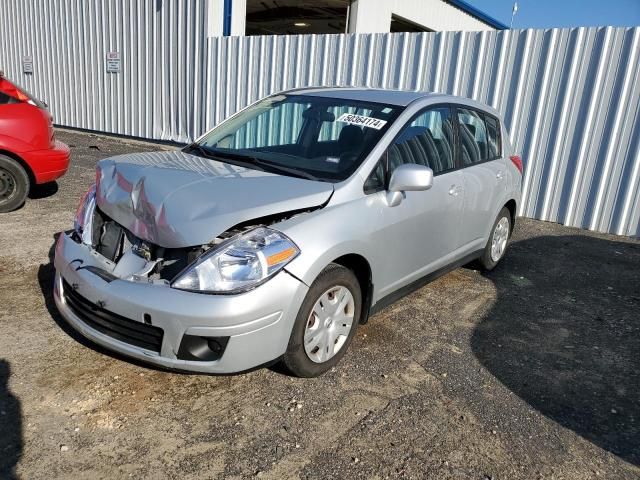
left=53, top=232, right=309, bottom=373
left=23, top=140, right=70, bottom=184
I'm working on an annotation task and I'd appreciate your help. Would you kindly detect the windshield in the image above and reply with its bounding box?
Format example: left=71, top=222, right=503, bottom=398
left=0, top=76, right=47, bottom=109
left=190, top=94, right=402, bottom=182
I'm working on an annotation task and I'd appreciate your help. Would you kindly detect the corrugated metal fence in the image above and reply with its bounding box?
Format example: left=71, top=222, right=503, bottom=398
left=1, top=2, right=639, bottom=236
left=0, top=0, right=209, bottom=142
left=205, top=30, right=640, bottom=238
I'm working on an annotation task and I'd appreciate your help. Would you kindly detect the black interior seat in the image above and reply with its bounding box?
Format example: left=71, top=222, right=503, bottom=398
left=459, top=123, right=480, bottom=165
left=395, top=126, right=427, bottom=144
left=338, top=125, right=364, bottom=152
left=338, top=125, right=365, bottom=164
left=423, top=130, right=442, bottom=171
left=406, top=137, right=428, bottom=166
left=388, top=143, right=407, bottom=171
left=436, top=121, right=454, bottom=170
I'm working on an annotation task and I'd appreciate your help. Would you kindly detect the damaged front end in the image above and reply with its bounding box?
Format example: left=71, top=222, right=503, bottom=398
left=72, top=184, right=312, bottom=293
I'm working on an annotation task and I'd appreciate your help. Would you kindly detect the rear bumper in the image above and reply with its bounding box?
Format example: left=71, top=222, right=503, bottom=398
left=22, top=140, right=70, bottom=183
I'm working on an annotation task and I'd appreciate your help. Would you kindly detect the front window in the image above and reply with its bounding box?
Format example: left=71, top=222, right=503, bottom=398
left=364, top=106, right=455, bottom=193
left=191, top=94, right=401, bottom=182
left=389, top=106, right=455, bottom=174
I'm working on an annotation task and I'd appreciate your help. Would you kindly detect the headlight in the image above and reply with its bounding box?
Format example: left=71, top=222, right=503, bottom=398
left=172, top=227, right=300, bottom=294
left=73, top=184, right=96, bottom=245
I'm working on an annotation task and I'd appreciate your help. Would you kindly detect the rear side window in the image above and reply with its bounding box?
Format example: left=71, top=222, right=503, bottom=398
left=457, top=108, right=489, bottom=166
left=484, top=114, right=501, bottom=159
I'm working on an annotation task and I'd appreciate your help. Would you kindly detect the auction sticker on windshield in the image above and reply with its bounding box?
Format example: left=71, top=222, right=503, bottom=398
left=337, top=113, right=387, bottom=130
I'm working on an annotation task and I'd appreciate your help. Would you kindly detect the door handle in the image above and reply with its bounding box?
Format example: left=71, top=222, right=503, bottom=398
left=496, top=171, right=504, bottom=180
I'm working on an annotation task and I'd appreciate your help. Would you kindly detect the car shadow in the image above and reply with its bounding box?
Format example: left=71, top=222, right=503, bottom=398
left=0, top=360, right=22, bottom=480
left=28, top=181, right=59, bottom=200
left=472, top=233, right=640, bottom=466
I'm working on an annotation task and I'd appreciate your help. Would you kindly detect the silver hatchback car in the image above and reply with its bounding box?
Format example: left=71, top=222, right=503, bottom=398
left=54, top=88, right=522, bottom=377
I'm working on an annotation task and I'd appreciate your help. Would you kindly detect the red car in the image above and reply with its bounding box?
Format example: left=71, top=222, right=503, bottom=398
left=0, top=71, right=70, bottom=212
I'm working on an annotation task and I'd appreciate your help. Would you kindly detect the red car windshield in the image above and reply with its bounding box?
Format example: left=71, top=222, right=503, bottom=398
left=0, top=74, right=47, bottom=108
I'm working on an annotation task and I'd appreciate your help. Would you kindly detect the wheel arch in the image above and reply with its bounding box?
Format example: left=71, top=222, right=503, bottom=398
left=330, top=253, right=374, bottom=325
left=504, top=199, right=517, bottom=233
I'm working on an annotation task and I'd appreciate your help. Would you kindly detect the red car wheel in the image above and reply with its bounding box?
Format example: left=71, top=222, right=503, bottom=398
left=0, top=154, right=30, bottom=213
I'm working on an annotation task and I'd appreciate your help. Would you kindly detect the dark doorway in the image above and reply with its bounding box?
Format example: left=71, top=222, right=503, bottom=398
left=246, top=0, right=350, bottom=35
left=391, top=14, right=432, bottom=32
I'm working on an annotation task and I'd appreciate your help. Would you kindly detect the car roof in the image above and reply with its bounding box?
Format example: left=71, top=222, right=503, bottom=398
left=286, top=87, right=500, bottom=116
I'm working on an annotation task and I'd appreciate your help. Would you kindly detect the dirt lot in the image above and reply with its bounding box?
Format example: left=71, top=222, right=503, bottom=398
left=1, top=129, right=639, bottom=480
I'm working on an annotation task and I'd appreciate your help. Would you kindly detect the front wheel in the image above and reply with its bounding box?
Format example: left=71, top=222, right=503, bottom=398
left=0, top=154, right=30, bottom=213
left=479, top=207, right=511, bottom=271
left=282, top=263, right=361, bottom=377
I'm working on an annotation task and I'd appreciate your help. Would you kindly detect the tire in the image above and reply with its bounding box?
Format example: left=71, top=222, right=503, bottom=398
left=0, top=154, right=30, bottom=213
left=479, top=207, right=511, bottom=271
left=282, top=263, right=362, bottom=377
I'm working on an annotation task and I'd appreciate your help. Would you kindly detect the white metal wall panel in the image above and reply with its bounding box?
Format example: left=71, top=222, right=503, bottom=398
left=0, top=0, right=208, bottom=143
left=205, top=29, right=640, bottom=237
left=1, top=7, right=639, bottom=237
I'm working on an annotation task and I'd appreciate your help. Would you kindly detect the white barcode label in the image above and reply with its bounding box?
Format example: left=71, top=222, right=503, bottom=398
left=337, top=113, right=387, bottom=130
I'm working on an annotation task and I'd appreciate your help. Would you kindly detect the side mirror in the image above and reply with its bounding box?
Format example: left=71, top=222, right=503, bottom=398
left=386, top=164, right=433, bottom=207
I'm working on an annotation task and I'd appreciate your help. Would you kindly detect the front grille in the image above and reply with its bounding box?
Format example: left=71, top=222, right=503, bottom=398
left=62, top=280, right=164, bottom=353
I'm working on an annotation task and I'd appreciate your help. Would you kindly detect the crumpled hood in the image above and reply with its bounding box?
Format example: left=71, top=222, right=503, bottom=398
left=96, top=150, right=333, bottom=248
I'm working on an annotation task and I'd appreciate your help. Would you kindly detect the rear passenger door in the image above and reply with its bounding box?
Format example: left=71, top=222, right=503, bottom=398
left=365, top=106, right=465, bottom=297
left=455, top=107, right=506, bottom=247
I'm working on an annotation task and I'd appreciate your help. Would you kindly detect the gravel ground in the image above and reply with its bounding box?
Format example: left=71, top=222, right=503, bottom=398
left=1, top=129, right=639, bottom=480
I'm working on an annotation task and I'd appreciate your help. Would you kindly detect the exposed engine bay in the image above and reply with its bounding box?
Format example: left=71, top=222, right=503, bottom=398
left=71, top=205, right=313, bottom=284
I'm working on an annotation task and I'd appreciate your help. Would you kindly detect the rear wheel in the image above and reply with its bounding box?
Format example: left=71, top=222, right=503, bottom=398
left=0, top=154, right=30, bottom=213
left=479, top=207, right=511, bottom=271
left=282, top=263, right=361, bottom=377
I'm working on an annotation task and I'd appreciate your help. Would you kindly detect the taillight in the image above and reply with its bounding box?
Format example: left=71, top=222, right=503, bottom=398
left=510, top=155, right=523, bottom=175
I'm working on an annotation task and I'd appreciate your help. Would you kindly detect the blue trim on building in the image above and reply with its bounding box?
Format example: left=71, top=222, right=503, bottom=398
left=444, top=0, right=509, bottom=30
left=223, top=0, right=232, bottom=36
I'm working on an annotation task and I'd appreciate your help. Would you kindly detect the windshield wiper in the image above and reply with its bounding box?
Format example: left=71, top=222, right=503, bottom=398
left=210, top=149, right=320, bottom=181
left=184, top=143, right=216, bottom=158
left=253, top=158, right=320, bottom=181
left=185, top=144, right=268, bottom=171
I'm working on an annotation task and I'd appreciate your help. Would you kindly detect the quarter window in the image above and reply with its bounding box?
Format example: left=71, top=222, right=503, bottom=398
left=484, top=114, right=501, bottom=159
left=457, top=108, right=489, bottom=166
left=363, top=160, right=385, bottom=194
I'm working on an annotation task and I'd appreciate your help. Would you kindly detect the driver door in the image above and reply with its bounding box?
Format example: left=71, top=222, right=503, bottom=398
left=365, top=106, right=465, bottom=300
